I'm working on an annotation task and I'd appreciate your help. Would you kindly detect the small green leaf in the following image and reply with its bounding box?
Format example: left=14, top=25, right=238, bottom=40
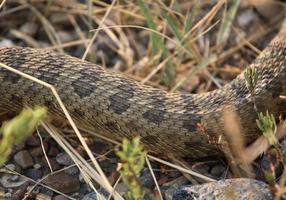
left=117, top=136, right=146, bottom=200
left=0, top=107, right=47, bottom=166
left=256, top=111, right=277, bottom=145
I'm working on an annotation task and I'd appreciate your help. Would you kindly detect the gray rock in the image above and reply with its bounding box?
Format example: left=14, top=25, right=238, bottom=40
left=56, top=153, right=74, bottom=166
left=26, top=168, right=43, bottom=180
left=140, top=170, right=155, bottom=189
left=65, top=166, right=79, bottom=176
left=237, top=9, right=256, bottom=28
left=82, top=192, right=97, bottom=200
left=14, top=150, right=34, bottom=169
left=5, top=163, right=16, bottom=171
left=162, top=176, right=189, bottom=200
left=210, top=164, right=226, bottom=177
left=0, top=174, right=28, bottom=188
left=26, top=135, right=40, bottom=146
left=173, top=178, right=273, bottom=200
left=115, top=183, right=128, bottom=196
left=43, top=172, right=80, bottom=194
left=53, top=195, right=69, bottom=200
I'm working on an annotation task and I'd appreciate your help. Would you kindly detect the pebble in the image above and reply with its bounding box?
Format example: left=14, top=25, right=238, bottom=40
left=13, top=150, right=34, bottom=169
left=82, top=192, right=98, bottom=200
left=65, top=166, right=79, bottom=176
left=53, top=195, right=69, bottom=200
left=56, top=153, right=74, bottom=166
left=114, top=183, right=128, bottom=196
left=237, top=9, right=256, bottom=28
left=192, top=163, right=210, bottom=174
left=161, top=176, right=189, bottom=200
left=30, top=147, right=45, bottom=157
left=43, top=172, right=80, bottom=194
left=5, top=163, right=16, bottom=171
left=140, top=169, right=155, bottom=189
left=0, top=39, right=14, bottom=47
left=26, top=135, right=41, bottom=146
left=42, top=157, right=61, bottom=171
left=210, top=164, right=226, bottom=177
left=35, top=193, right=52, bottom=200
left=173, top=178, right=272, bottom=200
left=26, top=168, right=43, bottom=180
left=48, top=146, right=59, bottom=157
left=0, top=174, right=28, bottom=188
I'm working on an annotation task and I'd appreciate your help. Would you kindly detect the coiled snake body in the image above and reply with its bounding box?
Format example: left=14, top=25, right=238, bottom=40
left=0, top=24, right=286, bottom=158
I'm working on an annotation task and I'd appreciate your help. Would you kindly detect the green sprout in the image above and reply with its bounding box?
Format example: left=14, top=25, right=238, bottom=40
left=244, top=67, right=258, bottom=94
left=0, top=107, right=47, bottom=166
left=117, top=137, right=146, bottom=200
left=256, top=111, right=277, bottom=145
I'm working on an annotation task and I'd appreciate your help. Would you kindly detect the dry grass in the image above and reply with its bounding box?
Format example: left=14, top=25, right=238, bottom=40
left=0, top=0, right=286, bottom=199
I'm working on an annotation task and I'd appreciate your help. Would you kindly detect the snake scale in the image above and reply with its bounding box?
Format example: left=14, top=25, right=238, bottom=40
left=0, top=22, right=286, bottom=159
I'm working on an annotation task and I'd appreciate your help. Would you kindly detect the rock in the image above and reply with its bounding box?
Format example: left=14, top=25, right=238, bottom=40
left=237, top=9, right=256, bottom=28
left=173, top=178, right=272, bottom=200
left=192, top=163, right=210, bottom=174
left=53, top=195, right=69, bottom=200
left=34, top=163, right=42, bottom=169
left=82, top=192, right=98, bottom=200
left=162, top=176, right=189, bottom=200
left=5, top=163, right=16, bottom=171
left=26, top=168, right=43, bottom=180
left=210, top=164, right=226, bottom=177
left=0, top=39, right=14, bottom=47
left=13, top=150, right=34, bottom=169
left=65, top=166, right=79, bottom=176
left=30, top=147, right=45, bottom=157
left=42, top=157, right=61, bottom=171
left=48, top=146, right=59, bottom=157
left=56, top=153, right=73, bottom=166
left=140, top=169, right=155, bottom=189
left=40, top=187, right=53, bottom=197
left=36, top=193, right=52, bottom=200
left=43, top=172, right=80, bottom=194
left=26, top=135, right=40, bottom=146
left=115, top=183, right=128, bottom=196
left=0, top=174, right=28, bottom=188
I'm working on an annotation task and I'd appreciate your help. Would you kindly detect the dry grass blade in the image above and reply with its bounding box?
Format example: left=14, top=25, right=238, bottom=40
left=26, top=3, right=64, bottom=53
left=148, top=155, right=216, bottom=182
left=90, top=25, right=192, bottom=57
left=0, top=0, right=7, bottom=10
left=82, top=0, right=117, bottom=60
left=222, top=108, right=253, bottom=178
left=216, top=0, right=240, bottom=46
left=145, top=156, right=163, bottom=200
left=10, top=29, right=41, bottom=48
left=43, top=123, right=124, bottom=200
left=36, top=128, right=53, bottom=173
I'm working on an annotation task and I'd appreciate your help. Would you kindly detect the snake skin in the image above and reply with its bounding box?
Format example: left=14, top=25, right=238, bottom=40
left=0, top=24, right=285, bottom=159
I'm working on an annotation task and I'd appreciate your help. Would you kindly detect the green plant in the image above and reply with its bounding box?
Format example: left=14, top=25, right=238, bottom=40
left=244, top=67, right=258, bottom=94
left=244, top=67, right=258, bottom=111
left=117, top=137, right=146, bottom=200
left=138, top=0, right=175, bottom=86
left=216, top=0, right=241, bottom=45
left=256, top=111, right=277, bottom=145
left=0, top=107, right=47, bottom=166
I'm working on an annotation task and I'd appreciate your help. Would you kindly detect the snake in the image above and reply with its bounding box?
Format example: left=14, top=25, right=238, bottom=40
left=0, top=22, right=285, bottom=159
